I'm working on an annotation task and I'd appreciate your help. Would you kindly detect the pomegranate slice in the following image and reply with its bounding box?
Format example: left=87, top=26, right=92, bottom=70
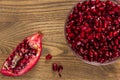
left=0, top=32, right=43, bottom=76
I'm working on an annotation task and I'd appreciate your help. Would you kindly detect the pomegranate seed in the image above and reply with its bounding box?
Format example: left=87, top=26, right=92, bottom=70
left=77, top=3, right=82, bottom=8
left=115, top=39, right=119, bottom=45
left=58, top=65, right=63, bottom=73
left=109, top=11, right=114, bottom=15
left=81, top=5, right=86, bottom=11
left=52, top=63, right=58, bottom=72
left=106, top=1, right=112, bottom=5
left=96, top=0, right=100, bottom=3
left=58, top=65, right=63, bottom=77
left=46, top=54, right=52, bottom=60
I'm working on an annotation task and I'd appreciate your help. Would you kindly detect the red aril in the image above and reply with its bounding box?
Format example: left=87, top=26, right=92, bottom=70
left=52, top=63, right=58, bottom=72
left=58, top=65, right=63, bottom=73
left=65, top=0, right=120, bottom=65
left=58, top=65, right=63, bottom=77
left=0, top=32, right=43, bottom=76
left=45, top=54, right=52, bottom=60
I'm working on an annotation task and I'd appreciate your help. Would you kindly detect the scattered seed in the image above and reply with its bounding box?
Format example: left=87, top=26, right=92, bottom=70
left=46, top=54, right=52, bottom=60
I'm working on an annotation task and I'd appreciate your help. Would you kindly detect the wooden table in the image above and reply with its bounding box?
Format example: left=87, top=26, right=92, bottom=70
left=0, top=0, right=120, bottom=80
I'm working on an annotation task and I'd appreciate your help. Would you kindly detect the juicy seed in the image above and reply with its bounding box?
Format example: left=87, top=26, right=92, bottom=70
left=46, top=54, right=52, bottom=60
left=52, top=63, right=58, bottom=72
left=58, top=65, right=63, bottom=73
left=58, top=65, right=63, bottom=77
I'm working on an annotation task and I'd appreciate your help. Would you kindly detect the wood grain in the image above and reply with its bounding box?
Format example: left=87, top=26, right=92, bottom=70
left=0, top=0, right=120, bottom=80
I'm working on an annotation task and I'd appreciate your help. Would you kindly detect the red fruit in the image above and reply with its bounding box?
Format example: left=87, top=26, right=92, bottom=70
left=52, top=63, right=58, bottom=72
left=46, top=54, right=52, bottom=60
left=0, top=32, right=43, bottom=76
left=58, top=65, right=63, bottom=73
left=58, top=65, right=63, bottom=77
left=65, top=0, right=120, bottom=64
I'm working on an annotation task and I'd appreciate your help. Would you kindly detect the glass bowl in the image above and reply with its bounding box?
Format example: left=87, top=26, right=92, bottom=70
left=64, top=0, right=120, bottom=65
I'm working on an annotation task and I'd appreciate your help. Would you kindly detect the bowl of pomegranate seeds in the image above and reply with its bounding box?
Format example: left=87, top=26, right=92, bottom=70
left=65, top=0, right=120, bottom=65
